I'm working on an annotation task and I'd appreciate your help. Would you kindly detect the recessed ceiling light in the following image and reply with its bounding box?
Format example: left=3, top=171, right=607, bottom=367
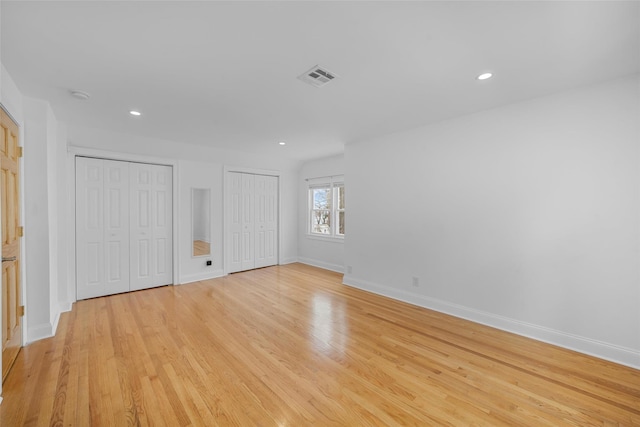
left=70, top=90, right=90, bottom=100
left=129, top=110, right=141, bottom=116
left=279, top=141, right=286, bottom=146
left=477, top=72, right=493, bottom=81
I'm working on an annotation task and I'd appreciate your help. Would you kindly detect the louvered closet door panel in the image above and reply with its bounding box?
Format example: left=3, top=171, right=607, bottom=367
left=227, top=172, right=243, bottom=273
left=130, top=162, right=173, bottom=291
left=76, top=158, right=130, bottom=299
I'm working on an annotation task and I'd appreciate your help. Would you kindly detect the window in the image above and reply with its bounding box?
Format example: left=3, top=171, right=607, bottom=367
left=308, top=177, right=344, bottom=238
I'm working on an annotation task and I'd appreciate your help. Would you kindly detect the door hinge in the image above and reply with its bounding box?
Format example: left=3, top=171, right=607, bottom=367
left=17, top=146, right=23, bottom=158
left=18, top=306, right=25, bottom=317
left=17, top=226, right=24, bottom=237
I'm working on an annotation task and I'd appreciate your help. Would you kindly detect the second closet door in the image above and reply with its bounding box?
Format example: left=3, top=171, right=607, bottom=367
left=130, top=163, right=173, bottom=291
left=227, top=172, right=278, bottom=273
left=254, top=174, right=278, bottom=269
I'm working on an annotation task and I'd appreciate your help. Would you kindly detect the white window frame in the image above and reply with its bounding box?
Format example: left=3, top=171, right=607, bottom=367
left=307, top=175, right=344, bottom=240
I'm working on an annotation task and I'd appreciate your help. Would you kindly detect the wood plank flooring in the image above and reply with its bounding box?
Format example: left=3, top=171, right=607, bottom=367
left=1, top=263, right=639, bottom=426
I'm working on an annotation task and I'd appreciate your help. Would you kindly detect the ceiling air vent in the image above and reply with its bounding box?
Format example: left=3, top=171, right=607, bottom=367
left=297, top=65, right=338, bottom=88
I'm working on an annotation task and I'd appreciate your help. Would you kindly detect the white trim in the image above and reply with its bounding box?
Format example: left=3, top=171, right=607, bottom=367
left=179, top=269, right=225, bottom=285
left=59, top=302, right=73, bottom=313
left=223, top=165, right=280, bottom=176
left=19, top=119, right=27, bottom=349
left=342, top=275, right=640, bottom=370
left=66, top=151, right=76, bottom=312
left=51, top=311, right=61, bottom=337
left=27, top=322, right=55, bottom=343
left=0, top=103, right=20, bottom=129
left=298, top=257, right=344, bottom=273
left=68, top=145, right=176, bottom=167
left=279, top=257, right=298, bottom=265
left=305, top=234, right=344, bottom=243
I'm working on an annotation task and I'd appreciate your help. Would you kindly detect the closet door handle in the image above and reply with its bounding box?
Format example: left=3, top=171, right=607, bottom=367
left=2, top=256, right=17, bottom=262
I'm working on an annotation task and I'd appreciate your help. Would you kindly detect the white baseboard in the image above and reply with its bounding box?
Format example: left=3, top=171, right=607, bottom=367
left=179, top=269, right=225, bottom=285
left=27, top=322, right=55, bottom=344
left=51, top=311, right=61, bottom=337
left=279, top=257, right=298, bottom=265
left=27, top=302, right=75, bottom=345
left=343, top=274, right=640, bottom=370
left=59, top=301, right=73, bottom=313
left=298, top=257, right=344, bottom=273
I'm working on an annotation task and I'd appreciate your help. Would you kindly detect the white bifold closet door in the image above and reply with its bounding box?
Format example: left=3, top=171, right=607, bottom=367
left=76, top=157, right=172, bottom=300
left=129, top=162, right=173, bottom=291
left=227, top=172, right=278, bottom=273
left=76, top=158, right=130, bottom=299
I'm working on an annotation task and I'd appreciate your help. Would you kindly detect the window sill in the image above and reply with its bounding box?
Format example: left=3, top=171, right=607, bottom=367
left=306, top=234, right=344, bottom=243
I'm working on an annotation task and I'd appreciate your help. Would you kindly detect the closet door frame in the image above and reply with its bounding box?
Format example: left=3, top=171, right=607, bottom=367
left=223, top=166, right=281, bottom=274
left=68, top=147, right=179, bottom=304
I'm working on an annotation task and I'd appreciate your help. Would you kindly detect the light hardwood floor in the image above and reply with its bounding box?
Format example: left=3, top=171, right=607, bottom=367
left=1, top=263, right=638, bottom=426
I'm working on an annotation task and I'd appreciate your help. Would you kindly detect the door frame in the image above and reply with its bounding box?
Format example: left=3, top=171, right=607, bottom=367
left=68, top=147, right=179, bottom=303
left=223, top=165, right=281, bottom=275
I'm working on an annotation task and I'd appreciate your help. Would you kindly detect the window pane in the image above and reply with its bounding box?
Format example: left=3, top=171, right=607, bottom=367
left=312, top=188, right=331, bottom=210
left=338, top=210, right=345, bottom=235
left=311, top=209, right=331, bottom=234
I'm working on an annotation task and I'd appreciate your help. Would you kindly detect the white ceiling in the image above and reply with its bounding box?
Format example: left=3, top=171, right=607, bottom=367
left=2, top=1, right=639, bottom=162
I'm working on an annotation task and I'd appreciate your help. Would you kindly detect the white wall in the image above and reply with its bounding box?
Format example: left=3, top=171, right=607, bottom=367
left=56, top=123, right=71, bottom=313
left=45, top=103, right=60, bottom=330
left=23, top=98, right=64, bottom=342
left=343, top=74, right=640, bottom=368
left=297, top=154, right=345, bottom=272
left=67, top=126, right=300, bottom=286
left=1, top=65, right=23, bottom=125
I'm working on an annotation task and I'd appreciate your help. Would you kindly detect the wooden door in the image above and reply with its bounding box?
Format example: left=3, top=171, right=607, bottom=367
left=76, top=158, right=130, bottom=300
left=129, top=163, right=172, bottom=291
left=1, top=107, right=23, bottom=382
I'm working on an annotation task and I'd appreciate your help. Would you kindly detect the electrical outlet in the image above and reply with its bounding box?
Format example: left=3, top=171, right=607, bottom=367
left=412, top=276, right=419, bottom=287
left=347, top=265, right=353, bottom=274
left=206, top=260, right=212, bottom=266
